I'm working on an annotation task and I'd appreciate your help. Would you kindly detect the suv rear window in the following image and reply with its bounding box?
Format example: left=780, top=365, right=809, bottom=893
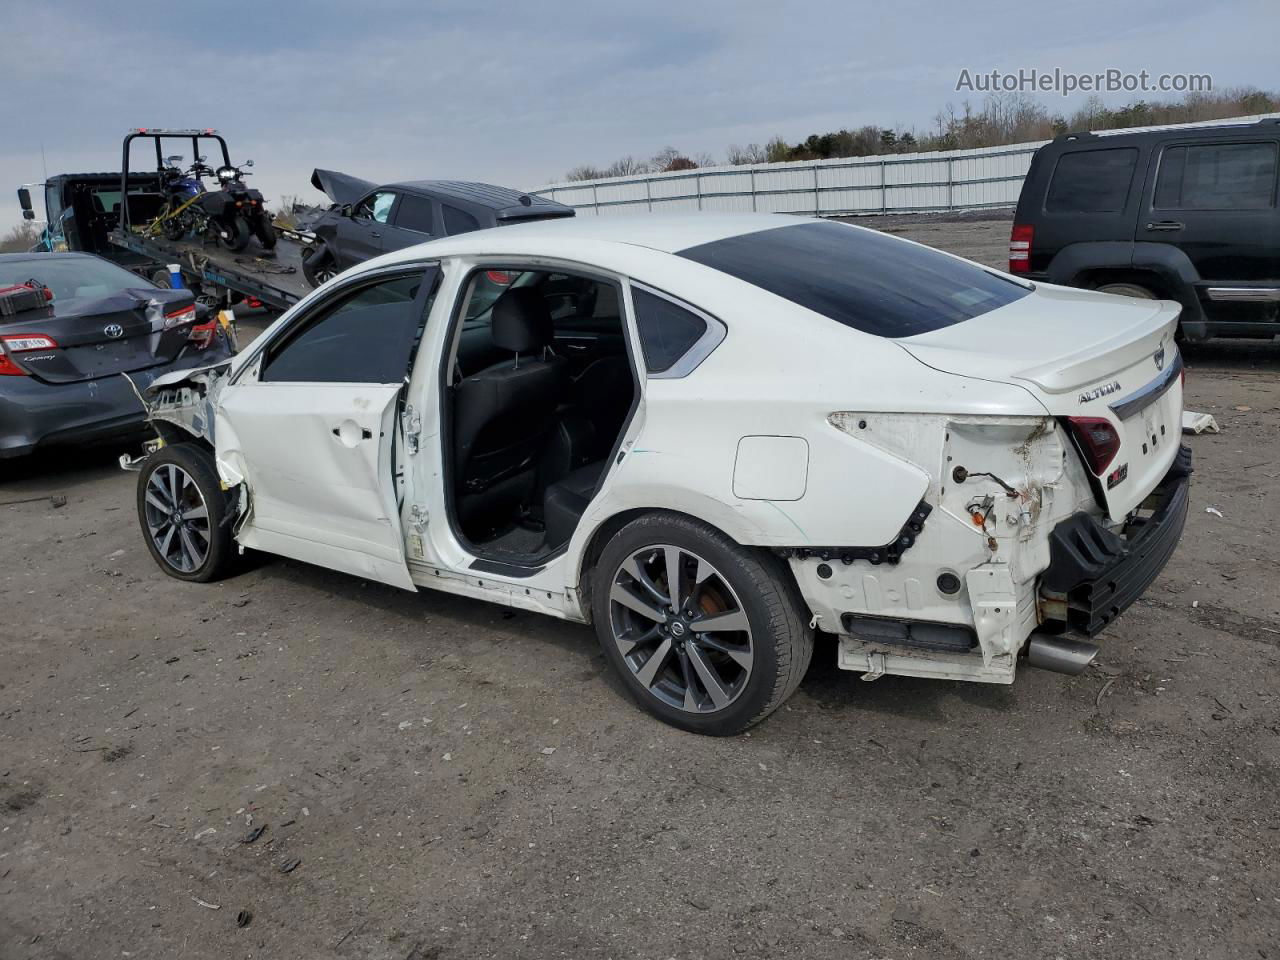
left=677, top=221, right=1028, bottom=338
left=1045, top=147, right=1138, bottom=213
left=1154, top=141, right=1278, bottom=210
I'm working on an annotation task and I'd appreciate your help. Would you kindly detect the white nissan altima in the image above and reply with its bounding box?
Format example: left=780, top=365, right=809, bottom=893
left=133, top=214, right=1190, bottom=735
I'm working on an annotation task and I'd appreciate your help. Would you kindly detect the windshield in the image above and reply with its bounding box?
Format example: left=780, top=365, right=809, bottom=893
left=678, top=220, right=1030, bottom=338
left=0, top=257, right=149, bottom=309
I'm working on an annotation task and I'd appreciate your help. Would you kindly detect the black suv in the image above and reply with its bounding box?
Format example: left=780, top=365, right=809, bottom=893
left=301, top=172, right=574, bottom=287
left=1010, top=118, right=1280, bottom=340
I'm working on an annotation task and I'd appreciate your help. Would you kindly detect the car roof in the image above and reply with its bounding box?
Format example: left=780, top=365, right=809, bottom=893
left=0, top=251, right=100, bottom=263
left=1049, top=117, right=1280, bottom=150
left=392, top=212, right=800, bottom=258
left=385, top=180, right=572, bottom=215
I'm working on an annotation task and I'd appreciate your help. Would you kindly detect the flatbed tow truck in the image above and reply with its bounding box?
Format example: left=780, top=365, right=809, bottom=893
left=17, top=129, right=312, bottom=311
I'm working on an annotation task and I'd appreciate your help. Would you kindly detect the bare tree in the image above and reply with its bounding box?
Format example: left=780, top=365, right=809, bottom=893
left=565, top=165, right=605, bottom=182
left=604, top=155, right=649, bottom=177
left=0, top=221, right=42, bottom=254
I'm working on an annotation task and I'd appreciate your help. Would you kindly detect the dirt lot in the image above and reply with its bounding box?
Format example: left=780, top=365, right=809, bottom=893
left=3, top=216, right=1278, bottom=960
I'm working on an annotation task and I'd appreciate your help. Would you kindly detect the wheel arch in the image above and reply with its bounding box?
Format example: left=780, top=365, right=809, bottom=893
left=571, top=505, right=804, bottom=625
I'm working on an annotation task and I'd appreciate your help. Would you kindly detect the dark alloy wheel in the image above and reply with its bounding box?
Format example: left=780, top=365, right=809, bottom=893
left=592, top=513, right=813, bottom=735
left=136, top=444, right=237, bottom=582
left=301, top=245, right=338, bottom=287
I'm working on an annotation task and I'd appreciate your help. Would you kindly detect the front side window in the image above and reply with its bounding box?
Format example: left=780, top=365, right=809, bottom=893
left=1045, top=147, right=1138, bottom=213
left=354, top=190, right=397, bottom=224
left=261, top=271, right=434, bottom=384
left=678, top=220, right=1028, bottom=339
left=394, top=194, right=436, bottom=234
left=1154, top=141, right=1278, bottom=210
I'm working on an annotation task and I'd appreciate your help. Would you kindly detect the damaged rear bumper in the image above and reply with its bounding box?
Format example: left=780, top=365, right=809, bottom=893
left=1040, top=445, right=1192, bottom=635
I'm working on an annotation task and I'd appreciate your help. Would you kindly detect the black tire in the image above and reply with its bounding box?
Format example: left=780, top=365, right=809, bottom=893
left=301, top=244, right=338, bottom=288
left=150, top=268, right=173, bottom=288
left=590, top=512, right=813, bottom=735
left=253, top=217, right=277, bottom=251
left=217, top=216, right=252, bottom=252
left=1096, top=282, right=1156, bottom=299
left=136, top=444, right=238, bottom=583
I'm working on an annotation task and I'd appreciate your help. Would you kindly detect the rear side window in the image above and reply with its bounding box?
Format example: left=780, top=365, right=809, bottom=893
left=262, top=272, right=433, bottom=383
left=1045, top=148, right=1138, bottom=213
left=1154, top=141, right=1278, bottom=210
left=678, top=221, right=1028, bottom=339
left=443, top=204, right=481, bottom=234
left=631, top=287, right=708, bottom=374
left=394, top=194, right=436, bottom=234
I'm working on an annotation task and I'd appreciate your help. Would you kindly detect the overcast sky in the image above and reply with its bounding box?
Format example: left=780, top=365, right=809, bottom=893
left=2, top=0, right=1275, bottom=233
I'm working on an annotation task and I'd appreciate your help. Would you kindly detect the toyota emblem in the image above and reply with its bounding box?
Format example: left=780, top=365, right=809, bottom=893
left=1152, top=344, right=1166, bottom=371
left=103, top=323, right=125, bottom=339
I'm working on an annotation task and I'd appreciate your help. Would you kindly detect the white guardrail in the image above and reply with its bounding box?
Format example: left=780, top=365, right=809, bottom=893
left=531, top=114, right=1279, bottom=217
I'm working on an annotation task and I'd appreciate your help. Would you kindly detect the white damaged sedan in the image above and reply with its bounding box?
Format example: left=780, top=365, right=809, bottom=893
left=133, top=214, right=1189, bottom=734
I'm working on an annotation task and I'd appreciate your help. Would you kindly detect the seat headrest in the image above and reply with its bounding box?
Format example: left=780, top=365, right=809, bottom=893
left=491, top=287, right=553, bottom=353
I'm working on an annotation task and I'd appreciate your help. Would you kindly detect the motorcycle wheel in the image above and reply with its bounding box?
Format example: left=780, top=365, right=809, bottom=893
left=254, top=217, right=277, bottom=251
left=218, top=216, right=252, bottom=252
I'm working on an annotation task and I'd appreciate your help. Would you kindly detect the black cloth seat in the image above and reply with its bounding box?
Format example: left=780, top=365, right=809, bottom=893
left=453, top=287, right=567, bottom=534
left=543, top=461, right=605, bottom=549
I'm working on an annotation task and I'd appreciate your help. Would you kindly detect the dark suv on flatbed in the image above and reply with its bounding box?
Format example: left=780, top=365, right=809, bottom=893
left=1010, top=118, right=1280, bottom=340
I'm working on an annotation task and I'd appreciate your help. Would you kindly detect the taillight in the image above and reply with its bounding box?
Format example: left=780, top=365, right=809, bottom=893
left=187, top=318, right=217, bottom=349
left=0, top=334, right=58, bottom=377
left=1067, top=416, right=1121, bottom=474
left=485, top=270, right=514, bottom=285
left=163, top=304, right=197, bottom=329
left=1008, top=223, right=1033, bottom=274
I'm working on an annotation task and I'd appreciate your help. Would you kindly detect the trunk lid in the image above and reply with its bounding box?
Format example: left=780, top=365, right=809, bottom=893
left=3, top=287, right=199, bottom=384
left=898, top=282, right=1183, bottom=519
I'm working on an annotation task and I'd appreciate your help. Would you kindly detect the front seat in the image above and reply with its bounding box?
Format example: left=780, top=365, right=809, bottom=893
left=453, top=287, right=567, bottom=536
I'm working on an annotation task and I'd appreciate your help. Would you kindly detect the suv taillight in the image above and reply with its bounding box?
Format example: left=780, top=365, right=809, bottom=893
left=1008, top=223, right=1033, bottom=274
left=1067, top=416, right=1121, bottom=474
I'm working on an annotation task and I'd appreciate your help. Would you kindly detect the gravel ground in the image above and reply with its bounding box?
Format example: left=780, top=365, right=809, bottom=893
left=2, top=216, right=1278, bottom=960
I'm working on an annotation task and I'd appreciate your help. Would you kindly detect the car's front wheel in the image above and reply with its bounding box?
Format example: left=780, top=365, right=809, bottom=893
left=301, top=245, right=338, bottom=288
left=137, top=444, right=238, bottom=582
left=591, top=513, right=813, bottom=735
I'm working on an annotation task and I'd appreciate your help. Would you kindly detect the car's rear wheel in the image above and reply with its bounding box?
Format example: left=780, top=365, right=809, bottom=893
left=137, top=444, right=237, bottom=582
left=591, top=513, right=813, bottom=735
left=301, top=245, right=338, bottom=287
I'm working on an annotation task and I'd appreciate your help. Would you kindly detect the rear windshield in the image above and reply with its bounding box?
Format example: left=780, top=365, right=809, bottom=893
left=0, top=256, right=145, bottom=309
left=677, top=220, right=1028, bottom=337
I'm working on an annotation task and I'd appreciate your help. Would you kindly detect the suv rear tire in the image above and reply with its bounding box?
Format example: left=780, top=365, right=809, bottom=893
left=1095, top=282, right=1156, bottom=299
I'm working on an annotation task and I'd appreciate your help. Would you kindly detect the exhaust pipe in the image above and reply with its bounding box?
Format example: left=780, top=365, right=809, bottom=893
left=1027, top=635, right=1099, bottom=675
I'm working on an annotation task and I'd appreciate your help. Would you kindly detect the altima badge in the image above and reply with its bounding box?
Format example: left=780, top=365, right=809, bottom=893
left=1078, top=380, right=1121, bottom=404
left=104, top=323, right=125, bottom=339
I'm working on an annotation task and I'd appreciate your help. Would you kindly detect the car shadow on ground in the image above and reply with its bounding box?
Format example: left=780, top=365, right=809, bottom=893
left=1182, top=336, right=1280, bottom=370
left=798, top=632, right=1021, bottom=723
left=1, top=443, right=147, bottom=491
